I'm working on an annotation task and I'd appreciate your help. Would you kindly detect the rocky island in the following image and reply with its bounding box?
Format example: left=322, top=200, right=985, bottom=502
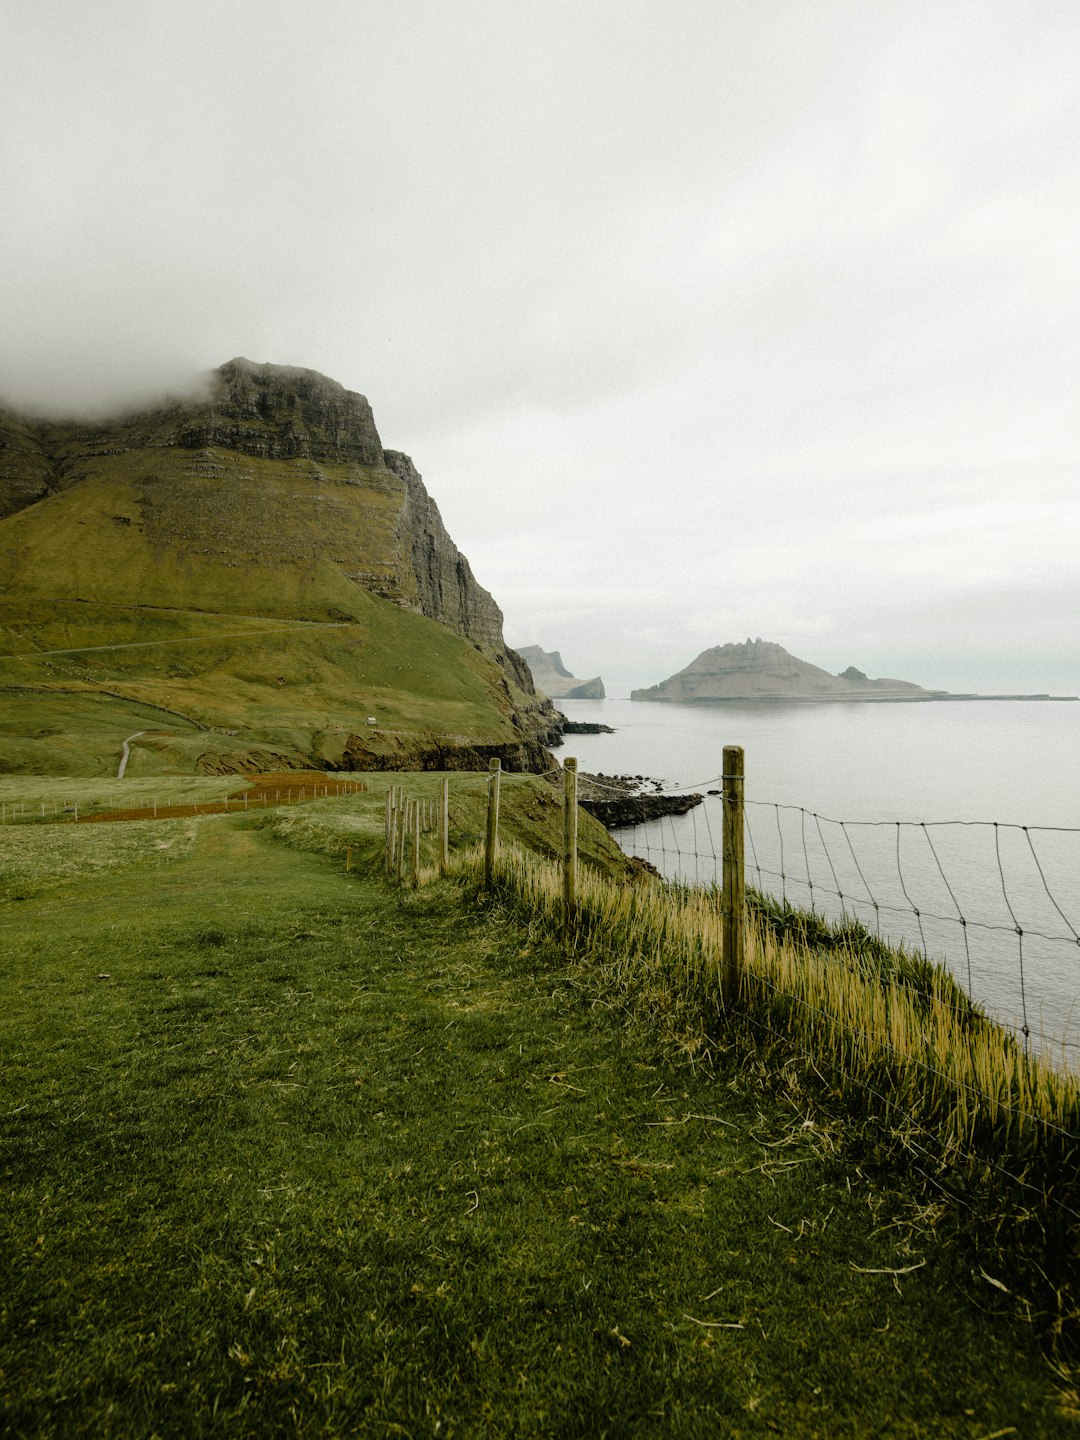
left=632, top=638, right=1078, bottom=704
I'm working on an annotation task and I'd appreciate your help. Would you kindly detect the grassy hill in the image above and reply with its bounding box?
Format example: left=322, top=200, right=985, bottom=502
left=0, top=446, right=407, bottom=617
left=0, top=588, right=533, bottom=777
left=0, top=362, right=555, bottom=776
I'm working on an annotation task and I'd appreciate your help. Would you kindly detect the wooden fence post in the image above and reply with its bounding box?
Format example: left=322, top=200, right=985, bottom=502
left=562, top=757, right=578, bottom=947
left=411, top=800, right=421, bottom=887
left=484, top=758, right=501, bottom=889
left=721, top=744, right=745, bottom=1006
left=384, top=789, right=394, bottom=874
left=439, top=776, right=449, bottom=875
left=397, top=794, right=407, bottom=880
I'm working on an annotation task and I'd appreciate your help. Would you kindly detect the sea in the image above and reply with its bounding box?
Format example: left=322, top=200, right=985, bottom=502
left=556, top=697, right=1080, bottom=1066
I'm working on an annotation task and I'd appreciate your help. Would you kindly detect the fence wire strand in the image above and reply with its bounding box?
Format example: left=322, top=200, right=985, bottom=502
left=736, top=1004, right=1080, bottom=1221
left=291, top=769, right=1080, bottom=1070
left=613, top=793, right=1080, bottom=1063
left=920, top=823, right=973, bottom=1001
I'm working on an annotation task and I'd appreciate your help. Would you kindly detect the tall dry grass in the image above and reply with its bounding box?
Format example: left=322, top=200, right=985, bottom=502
left=442, top=840, right=1080, bottom=1230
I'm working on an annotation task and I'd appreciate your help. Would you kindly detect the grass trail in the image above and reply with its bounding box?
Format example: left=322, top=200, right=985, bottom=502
left=1, top=814, right=1074, bottom=1436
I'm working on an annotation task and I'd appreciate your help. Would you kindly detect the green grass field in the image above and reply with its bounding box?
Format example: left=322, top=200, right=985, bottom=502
left=1, top=787, right=1076, bottom=1437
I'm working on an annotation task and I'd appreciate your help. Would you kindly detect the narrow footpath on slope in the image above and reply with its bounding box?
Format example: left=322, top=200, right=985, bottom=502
left=116, top=730, right=144, bottom=778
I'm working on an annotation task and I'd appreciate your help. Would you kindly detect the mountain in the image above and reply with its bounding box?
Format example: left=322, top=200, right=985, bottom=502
left=631, top=639, right=943, bottom=703
left=0, top=358, right=559, bottom=776
left=516, top=646, right=605, bottom=700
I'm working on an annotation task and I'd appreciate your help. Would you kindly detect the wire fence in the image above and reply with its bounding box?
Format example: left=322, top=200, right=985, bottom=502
left=0, top=778, right=367, bottom=824
left=412, top=760, right=1080, bottom=1291
left=7, top=751, right=1074, bottom=1305
left=592, top=768, right=1080, bottom=1066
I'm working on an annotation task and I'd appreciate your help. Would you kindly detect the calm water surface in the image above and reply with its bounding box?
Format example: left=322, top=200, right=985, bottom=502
left=558, top=699, right=1080, bottom=1062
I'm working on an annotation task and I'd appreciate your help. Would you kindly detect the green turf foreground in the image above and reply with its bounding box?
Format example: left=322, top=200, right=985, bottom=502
left=1, top=807, right=1076, bottom=1437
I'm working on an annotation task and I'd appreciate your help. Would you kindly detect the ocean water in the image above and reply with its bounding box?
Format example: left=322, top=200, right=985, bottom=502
left=557, top=698, right=1080, bottom=1063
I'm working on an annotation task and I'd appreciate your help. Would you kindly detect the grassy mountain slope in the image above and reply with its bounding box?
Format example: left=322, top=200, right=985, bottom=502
left=2, top=446, right=418, bottom=616
left=0, top=588, right=529, bottom=778
left=0, top=363, right=555, bottom=776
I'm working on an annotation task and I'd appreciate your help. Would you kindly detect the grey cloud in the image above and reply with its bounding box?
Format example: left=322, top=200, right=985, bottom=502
left=1, top=1, right=1078, bottom=694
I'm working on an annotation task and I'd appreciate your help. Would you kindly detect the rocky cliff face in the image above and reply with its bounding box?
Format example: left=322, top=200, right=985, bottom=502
left=0, top=359, right=385, bottom=486
left=382, top=449, right=505, bottom=653
left=1, top=358, right=523, bottom=656
left=172, top=358, right=386, bottom=464
left=0, top=357, right=561, bottom=753
left=0, top=413, right=55, bottom=517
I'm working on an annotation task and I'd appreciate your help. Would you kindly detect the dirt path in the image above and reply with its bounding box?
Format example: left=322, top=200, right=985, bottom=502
left=116, top=731, right=144, bottom=779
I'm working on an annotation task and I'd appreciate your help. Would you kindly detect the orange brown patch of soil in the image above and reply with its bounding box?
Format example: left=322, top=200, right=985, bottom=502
left=239, top=770, right=364, bottom=796
left=71, top=774, right=367, bottom=825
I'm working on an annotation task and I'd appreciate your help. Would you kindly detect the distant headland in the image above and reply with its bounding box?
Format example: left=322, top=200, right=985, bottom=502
left=517, top=646, right=605, bottom=700
left=630, top=639, right=1078, bottom=704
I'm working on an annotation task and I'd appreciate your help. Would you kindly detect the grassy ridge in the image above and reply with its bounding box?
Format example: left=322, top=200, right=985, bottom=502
left=1, top=795, right=1075, bottom=1435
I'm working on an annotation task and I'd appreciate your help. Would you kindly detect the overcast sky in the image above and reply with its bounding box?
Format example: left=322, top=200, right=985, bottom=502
left=3, top=0, right=1078, bottom=695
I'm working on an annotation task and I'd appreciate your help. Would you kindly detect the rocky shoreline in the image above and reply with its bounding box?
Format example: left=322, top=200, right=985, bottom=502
left=578, top=771, right=703, bottom=829
left=557, top=718, right=616, bottom=736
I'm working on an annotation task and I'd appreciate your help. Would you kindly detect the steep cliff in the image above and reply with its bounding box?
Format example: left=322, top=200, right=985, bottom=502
left=1, top=360, right=510, bottom=643
left=0, top=359, right=385, bottom=489
left=0, top=359, right=560, bottom=773
left=517, top=645, right=606, bottom=700
left=382, top=449, right=505, bottom=652
left=0, top=412, right=54, bottom=517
